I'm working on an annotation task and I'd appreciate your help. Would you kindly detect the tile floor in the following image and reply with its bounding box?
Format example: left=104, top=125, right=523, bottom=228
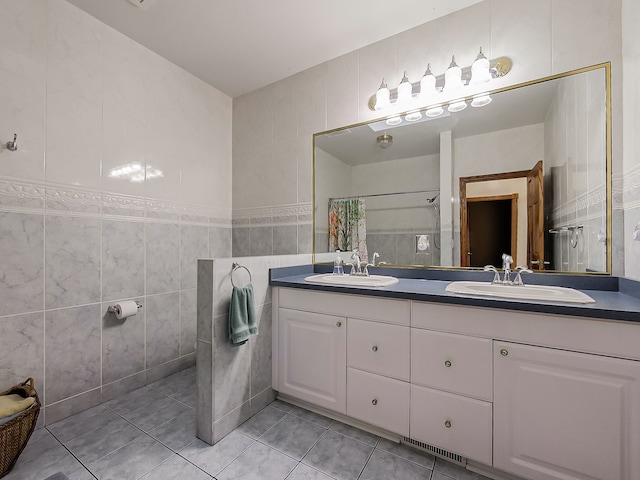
left=6, top=367, right=491, bottom=480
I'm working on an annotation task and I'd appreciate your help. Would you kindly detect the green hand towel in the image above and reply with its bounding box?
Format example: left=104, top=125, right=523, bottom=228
left=229, top=284, right=258, bottom=346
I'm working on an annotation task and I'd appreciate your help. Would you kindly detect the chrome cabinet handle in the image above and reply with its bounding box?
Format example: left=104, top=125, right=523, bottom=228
left=444, top=419, right=452, bottom=428
left=372, top=345, right=378, bottom=352
left=372, top=399, right=378, bottom=406
left=500, top=348, right=508, bottom=356
left=444, top=360, right=452, bottom=367
left=336, top=321, right=342, bottom=327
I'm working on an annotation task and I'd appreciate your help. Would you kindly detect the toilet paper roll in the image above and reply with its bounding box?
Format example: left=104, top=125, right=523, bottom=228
left=113, top=300, right=138, bottom=320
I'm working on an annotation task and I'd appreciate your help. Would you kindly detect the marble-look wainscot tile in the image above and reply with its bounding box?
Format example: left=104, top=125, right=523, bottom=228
left=145, top=353, right=195, bottom=384
left=180, top=224, right=209, bottom=290
left=101, top=371, right=147, bottom=403
left=196, top=339, right=213, bottom=444
left=259, top=414, right=325, bottom=460
left=140, top=454, right=212, bottom=480
left=45, top=215, right=100, bottom=309
left=0, top=312, right=44, bottom=399
left=360, top=449, right=435, bottom=480
left=180, top=288, right=197, bottom=355
left=146, top=222, right=179, bottom=295
left=250, top=226, right=273, bottom=256
left=248, top=255, right=278, bottom=307
left=302, top=430, right=373, bottom=480
left=146, top=292, right=180, bottom=368
left=87, top=434, right=174, bottom=480
left=217, top=441, right=297, bottom=480
left=180, top=431, right=254, bottom=477
left=44, top=388, right=102, bottom=426
left=197, top=259, right=214, bottom=343
left=102, top=219, right=145, bottom=301
left=273, top=225, right=298, bottom=255
left=251, top=305, right=272, bottom=395
left=232, top=226, right=251, bottom=257
left=101, top=298, right=145, bottom=384
left=0, top=212, right=44, bottom=316
left=298, top=223, right=312, bottom=255
left=210, top=225, right=232, bottom=258
left=148, top=370, right=195, bottom=397
left=45, top=304, right=101, bottom=404
left=213, top=314, right=251, bottom=420
left=213, top=257, right=235, bottom=317
left=213, top=401, right=251, bottom=444
left=250, top=387, right=277, bottom=416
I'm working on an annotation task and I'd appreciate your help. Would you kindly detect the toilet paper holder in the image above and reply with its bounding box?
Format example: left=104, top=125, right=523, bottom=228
left=108, top=301, right=143, bottom=313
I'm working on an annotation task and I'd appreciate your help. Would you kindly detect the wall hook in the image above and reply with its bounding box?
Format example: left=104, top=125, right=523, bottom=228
left=5, top=133, right=17, bottom=152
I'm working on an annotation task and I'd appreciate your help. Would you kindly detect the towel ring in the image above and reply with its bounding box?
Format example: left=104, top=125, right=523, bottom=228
left=231, top=262, right=252, bottom=288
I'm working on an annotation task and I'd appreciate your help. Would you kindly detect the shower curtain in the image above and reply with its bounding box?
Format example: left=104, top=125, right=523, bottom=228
left=328, top=198, right=368, bottom=259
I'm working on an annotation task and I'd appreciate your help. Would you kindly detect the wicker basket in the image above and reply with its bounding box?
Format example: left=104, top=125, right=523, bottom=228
left=0, top=378, right=41, bottom=479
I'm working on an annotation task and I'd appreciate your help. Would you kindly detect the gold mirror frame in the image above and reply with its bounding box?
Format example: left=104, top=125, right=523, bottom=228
left=312, top=62, right=612, bottom=274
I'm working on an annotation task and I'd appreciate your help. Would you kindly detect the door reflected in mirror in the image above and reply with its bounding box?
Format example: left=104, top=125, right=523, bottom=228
left=313, top=63, right=611, bottom=274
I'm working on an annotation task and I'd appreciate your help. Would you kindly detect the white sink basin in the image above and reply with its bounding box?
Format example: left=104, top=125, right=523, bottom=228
left=445, top=281, right=595, bottom=304
left=305, top=273, right=399, bottom=287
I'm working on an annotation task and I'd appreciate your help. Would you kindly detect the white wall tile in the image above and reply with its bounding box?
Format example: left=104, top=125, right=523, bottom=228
left=326, top=51, right=360, bottom=131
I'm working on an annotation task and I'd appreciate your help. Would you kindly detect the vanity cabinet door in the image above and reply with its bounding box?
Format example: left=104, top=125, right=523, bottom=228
left=277, top=308, right=346, bottom=413
left=494, top=341, right=640, bottom=480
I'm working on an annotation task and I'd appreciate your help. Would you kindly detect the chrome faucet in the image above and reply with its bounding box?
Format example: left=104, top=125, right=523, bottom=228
left=513, top=266, right=533, bottom=285
left=484, top=265, right=501, bottom=284
left=502, top=254, right=513, bottom=284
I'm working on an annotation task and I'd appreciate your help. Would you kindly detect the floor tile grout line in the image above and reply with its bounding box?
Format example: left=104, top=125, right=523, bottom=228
left=43, top=427, right=99, bottom=479
left=355, top=441, right=377, bottom=480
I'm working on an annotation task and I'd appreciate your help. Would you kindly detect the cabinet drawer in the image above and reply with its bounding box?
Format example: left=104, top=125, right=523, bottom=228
left=347, top=368, right=409, bottom=436
left=410, top=384, right=492, bottom=465
left=411, top=329, right=492, bottom=401
left=348, top=319, right=410, bottom=381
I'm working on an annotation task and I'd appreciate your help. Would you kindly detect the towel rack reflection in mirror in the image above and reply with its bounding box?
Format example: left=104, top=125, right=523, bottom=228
left=231, top=262, right=252, bottom=288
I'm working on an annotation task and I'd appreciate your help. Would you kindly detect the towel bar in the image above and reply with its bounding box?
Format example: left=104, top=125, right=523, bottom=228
left=231, top=262, right=252, bottom=288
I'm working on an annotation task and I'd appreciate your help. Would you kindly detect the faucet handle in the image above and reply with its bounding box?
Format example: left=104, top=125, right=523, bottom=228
left=484, top=265, right=500, bottom=284
left=513, top=266, right=532, bottom=285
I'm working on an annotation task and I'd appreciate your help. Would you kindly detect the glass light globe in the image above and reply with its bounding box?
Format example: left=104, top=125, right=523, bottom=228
left=443, top=56, right=463, bottom=94
left=471, top=93, right=492, bottom=107
left=448, top=99, right=467, bottom=112
left=375, top=79, right=391, bottom=110
left=425, top=105, right=444, bottom=117
left=397, top=71, right=413, bottom=105
left=419, top=64, right=437, bottom=100
left=470, top=47, right=491, bottom=85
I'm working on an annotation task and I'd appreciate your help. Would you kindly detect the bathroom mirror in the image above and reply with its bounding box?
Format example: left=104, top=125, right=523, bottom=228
left=313, top=63, right=611, bottom=273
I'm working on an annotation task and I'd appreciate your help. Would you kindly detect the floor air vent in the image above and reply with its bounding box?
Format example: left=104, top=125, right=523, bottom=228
left=402, top=437, right=466, bottom=466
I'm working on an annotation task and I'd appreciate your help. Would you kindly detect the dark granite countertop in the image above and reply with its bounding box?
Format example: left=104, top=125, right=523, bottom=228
left=270, top=265, right=640, bottom=323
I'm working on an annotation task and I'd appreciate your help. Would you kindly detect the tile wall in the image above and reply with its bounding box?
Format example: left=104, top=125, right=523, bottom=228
left=0, top=0, right=232, bottom=425
left=232, top=0, right=628, bottom=277
left=196, top=254, right=311, bottom=445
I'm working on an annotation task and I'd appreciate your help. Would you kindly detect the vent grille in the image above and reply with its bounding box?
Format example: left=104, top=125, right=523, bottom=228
left=402, top=437, right=466, bottom=466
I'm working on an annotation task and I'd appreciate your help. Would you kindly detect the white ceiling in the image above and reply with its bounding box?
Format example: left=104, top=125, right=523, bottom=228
left=66, top=0, right=482, bottom=98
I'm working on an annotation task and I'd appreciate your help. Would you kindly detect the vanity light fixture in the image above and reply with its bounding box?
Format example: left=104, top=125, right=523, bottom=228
left=369, top=50, right=512, bottom=112
left=386, top=116, right=402, bottom=126
left=448, top=99, right=468, bottom=113
left=404, top=110, right=423, bottom=122
left=425, top=105, right=444, bottom=117
left=471, top=93, right=492, bottom=107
